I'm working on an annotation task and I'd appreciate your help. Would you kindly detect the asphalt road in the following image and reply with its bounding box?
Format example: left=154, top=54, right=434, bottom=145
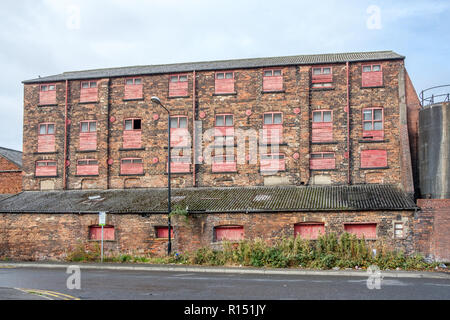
left=0, top=266, right=449, bottom=300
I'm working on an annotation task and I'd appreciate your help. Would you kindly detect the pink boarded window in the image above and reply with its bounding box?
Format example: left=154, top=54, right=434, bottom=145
left=310, top=152, right=335, bottom=170
left=38, top=123, right=56, bottom=153
left=123, top=119, right=142, bottom=149
left=263, top=69, right=283, bottom=92
left=155, top=226, right=174, bottom=239
left=344, top=223, right=377, bottom=240
left=124, top=78, right=143, bottom=100
left=89, top=226, right=115, bottom=241
left=260, top=153, right=285, bottom=172
left=80, top=121, right=97, bottom=151
left=169, top=74, right=188, bottom=97
left=361, top=150, right=387, bottom=168
left=80, top=81, right=98, bottom=103
left=214, top=114, right=234, bottom=137
left=167, top=156, right=191, bottom=173
left=170, top=116, right=189, bottom=147
left=215, top=226, right=244, bottom=242
left=312, top=110, right=333, bottom=142
left=76, top=159, right=99, bottom=176
left=262, top=112, right=283, bottom=144
left=35, top=160, right=57, bottom=177
left=120, top=158, right=144, bottom=175
left=215, top=71, right=235, bottom=94
left=294, top=223, right=325, bottom=240
left=212, top=154, right=237, bottom=173
left=39, top=84, right=57, bottom=105
left=311, top=67, right=333, bottom=88
left=362, top=108, right=384, bottom=140
left=362, top=64, right=383, bottom=87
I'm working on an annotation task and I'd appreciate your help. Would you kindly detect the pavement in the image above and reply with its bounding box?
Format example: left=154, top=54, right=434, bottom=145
left=1, top=261, right=449, bottom=279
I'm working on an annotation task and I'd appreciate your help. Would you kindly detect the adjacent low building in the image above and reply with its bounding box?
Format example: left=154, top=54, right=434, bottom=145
left=0, top=147, right=22, bottom=195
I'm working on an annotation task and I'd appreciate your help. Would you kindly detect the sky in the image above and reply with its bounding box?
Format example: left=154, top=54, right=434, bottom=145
left=0, top=0, right=449, bottom=151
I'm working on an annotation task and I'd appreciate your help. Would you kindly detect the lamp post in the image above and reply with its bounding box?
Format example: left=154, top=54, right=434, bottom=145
left=151, top=96, right=172, bottom=256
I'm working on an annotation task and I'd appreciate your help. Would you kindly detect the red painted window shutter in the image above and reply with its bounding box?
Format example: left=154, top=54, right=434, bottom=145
left=215, top=226, right=244, bottom=241
left=263, top=113, right=283, bottom=144
left=362, top=65, right=383, bottom=87
left=167, top=157, right=191, bottom=173
left=80, top=121, right=97, bottom=151
left=76, top=160, right=99, bottom=176
left=156, top=227, right=173, bottom=239
left=35, top=161, right=57, bottom=177
left=212, top=155, right=237, bottom=173
left=169, top=74, right=188, bottom=97
left=38, top=124, right=56, bottom=153
left=215, top=72, right=235, bottom=94
left=39, top=84, right=57, bottom=105
left=294, top=224, right=325, bottom=240
left=80, top=81, right=98, bottom=103
left=260, top=154, right=285, bottom=172
left=89, top=226, right=115, bottom=241
left=362, top=108, right=384, bottom=140
left=344, top=223, right=377, bottom=239
left=312, top=111, right=333, bottom=143
left=311, top=67, right=333, bottom=84
left=124, top=78, right=143, bottom=100
left=263, top=69, right=283, bottom=91
left=120, top=159, right=144, bottom=175
left=170, top=116, right=189, bottom=147
left=361, top=150, right=387, bottom=168
left=310, top=153, right=336, bottom=170
left=123, top=119, right=142, bottom=149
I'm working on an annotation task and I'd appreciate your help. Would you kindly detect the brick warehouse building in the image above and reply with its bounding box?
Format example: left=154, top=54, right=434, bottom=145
left=1, top=50, right=439, bottom=261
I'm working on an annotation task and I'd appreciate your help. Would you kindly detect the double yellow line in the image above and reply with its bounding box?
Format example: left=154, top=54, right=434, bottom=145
left=16, top=288, right=80, bottom=300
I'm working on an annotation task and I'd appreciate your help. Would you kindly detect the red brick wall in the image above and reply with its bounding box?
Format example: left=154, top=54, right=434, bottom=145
left=0, top=156, right=22, bottom=194
left=415, top=199, right=450, bottom=262
left=0, top=210, right=414, bottom=261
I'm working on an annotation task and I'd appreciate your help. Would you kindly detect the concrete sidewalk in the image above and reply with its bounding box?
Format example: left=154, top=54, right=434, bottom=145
left=1, top=262, right=449, bottom=279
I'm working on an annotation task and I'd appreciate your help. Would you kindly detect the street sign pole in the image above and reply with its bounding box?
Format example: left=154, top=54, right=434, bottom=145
left=99, top=212, right=106, bottom=263
left=101, top=225, right=104, bottom=264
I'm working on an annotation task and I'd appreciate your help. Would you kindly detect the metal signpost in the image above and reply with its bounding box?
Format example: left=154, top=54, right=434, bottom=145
left=99, top=212, right=106, bottom=263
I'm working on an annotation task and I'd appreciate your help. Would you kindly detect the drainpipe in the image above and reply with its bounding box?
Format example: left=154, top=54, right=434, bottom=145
left=63, top=80, right=69, bottom=190
left=192, top=70, right=197, bottom=187
left=106, top=78, right=111, bottom=189
left=346, top=61, right=351, bottom=185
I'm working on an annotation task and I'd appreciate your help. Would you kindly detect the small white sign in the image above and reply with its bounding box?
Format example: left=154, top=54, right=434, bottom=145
left=99, top=212, right=106, bottom=226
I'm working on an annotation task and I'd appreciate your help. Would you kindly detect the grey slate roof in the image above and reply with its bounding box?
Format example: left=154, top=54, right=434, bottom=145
left=0, top=147, right=22, bottom=168
left=0, top=185, right=416, bottom=214
left=23, top=51, right=405, bottom=84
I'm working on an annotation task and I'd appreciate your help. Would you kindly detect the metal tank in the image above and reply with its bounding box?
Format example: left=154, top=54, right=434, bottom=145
left=418, top=85, right=450, bottom=199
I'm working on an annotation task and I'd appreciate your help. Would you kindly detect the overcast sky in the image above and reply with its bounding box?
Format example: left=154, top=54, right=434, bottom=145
left=0, top=0, right=449, bottom=151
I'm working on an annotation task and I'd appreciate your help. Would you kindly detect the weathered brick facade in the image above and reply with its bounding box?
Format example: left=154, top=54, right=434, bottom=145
left=0, top=210, right=414, bottom=261
left=0, top=150, right=22, bottom=194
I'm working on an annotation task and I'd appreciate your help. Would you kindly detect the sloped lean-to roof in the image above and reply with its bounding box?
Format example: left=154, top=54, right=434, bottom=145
left=0, top=185, right=416, bottom=214
left=0, top=147, right=22, bottom=169
left=23, top=50, right=405, bottom=84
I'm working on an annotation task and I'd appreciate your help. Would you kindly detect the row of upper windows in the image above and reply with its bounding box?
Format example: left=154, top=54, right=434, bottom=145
left=37, top=64, right=384, bottom=105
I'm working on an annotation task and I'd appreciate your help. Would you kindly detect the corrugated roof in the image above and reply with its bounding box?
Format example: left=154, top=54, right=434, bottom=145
left=0, top=185, right=416, bottom=214
left=0, top=147, right=22, bottom=168
left=23, top=51, right=404, bottom=84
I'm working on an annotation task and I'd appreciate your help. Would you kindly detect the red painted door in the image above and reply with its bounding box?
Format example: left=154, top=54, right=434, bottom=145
left=344, top=224, right=377, bottom=239
left=215, top=226, right=244, bottom=241
left=294, top=224, right=325, bottom=240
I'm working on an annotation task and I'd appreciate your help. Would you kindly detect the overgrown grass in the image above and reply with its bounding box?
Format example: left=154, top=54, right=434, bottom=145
left=65, top=233, right=442, bottom=271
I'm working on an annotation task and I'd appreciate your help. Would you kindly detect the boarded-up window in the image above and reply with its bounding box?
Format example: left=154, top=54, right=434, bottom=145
left=214, top=114, right=234, bottom=137
left=124, top=78, right=143, bottom=100
left=311, top=67, right=333, bottom=88
left=263, top=69, right=283, bottom=91
left=120, top=158, right=144, bottom=175
left=215, top=226, right=244, bottom=242
left=38, top=123, right=56, bottom=153
left=89, top=226, right=115, bottom=241
left=362, top=64, right=383, bottom=87
left=169, top=74, right=188, bottom=97
left=361, top=150, right=387, bottom=168
left=310, top=152, right=335, bottom=170
left=212, top=155, right=237, bottom=173
left=35, top=160, right=57, bottom=177
left=344, top=223, right=377, bottom=239
left=294, top=223, right=325, bottom=240
left=80, top=121, right=97, bottom=151
left=312, top=110, right=333, bottom=142
left=155, top=226, right=173, bottom=239
left=80, top=81, right=98, bottom=103
left=215, top=71, right=235, bottom=94
left=262, top=112, right=283, bottom=144
left=170, top=116, right=189, bottom=147
left=363, top=108, right=384, bottom=140
left=39, top=84, right=57, bottom=105
left=167, top=156, right=191, bottom=173
left=76, top=159, right=99, bottom=176
left=123, top=119, right=142, bottom=149
left=260, top=154, right=285, bottom=172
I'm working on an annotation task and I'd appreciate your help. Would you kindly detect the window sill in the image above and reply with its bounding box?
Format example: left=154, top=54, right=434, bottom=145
left=259, top=170, right=287, bottom=174
left=119, top=148, right=146, bottom=151
left=213, top=92, right=237, bottom=96
left=261, top=90, right=285, bottom=94
left=211, top=144, right=237, bottom=148
left=88, top=240, right=117, bottom=243
left=311, top=86, right=335, bottom=91
left=78, top=101, right=99, bottom=105
left=259, top=143, right=288, bottom=147
left=76, top=150, right=98, bottom=153
left=361, top=85, right=385, bottom=89
left=311, top=141, right=338, bottom=145
left=123, top=98, right=144, bottom=102
left=164, top=172, right=192, bottom=175
left=359, top=139, right=389, bottom=143
left=360, top=166, right=390, bottom=170
left=38, top=104, right=58, bottom=107
left=119, top=173, right=145, bottom=176
left=34, top=175, right=59, bottom=178
left=168, top=95, right=190, bottom=99
left=75, top=175, right=100, bottom=177
left=164, top=146, right=191, bottom=149
left=34, top=151, right=58, bottom=155
left=310, top=169, right=337, bottom=171
left=211, top=171, right=238, bottom=174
